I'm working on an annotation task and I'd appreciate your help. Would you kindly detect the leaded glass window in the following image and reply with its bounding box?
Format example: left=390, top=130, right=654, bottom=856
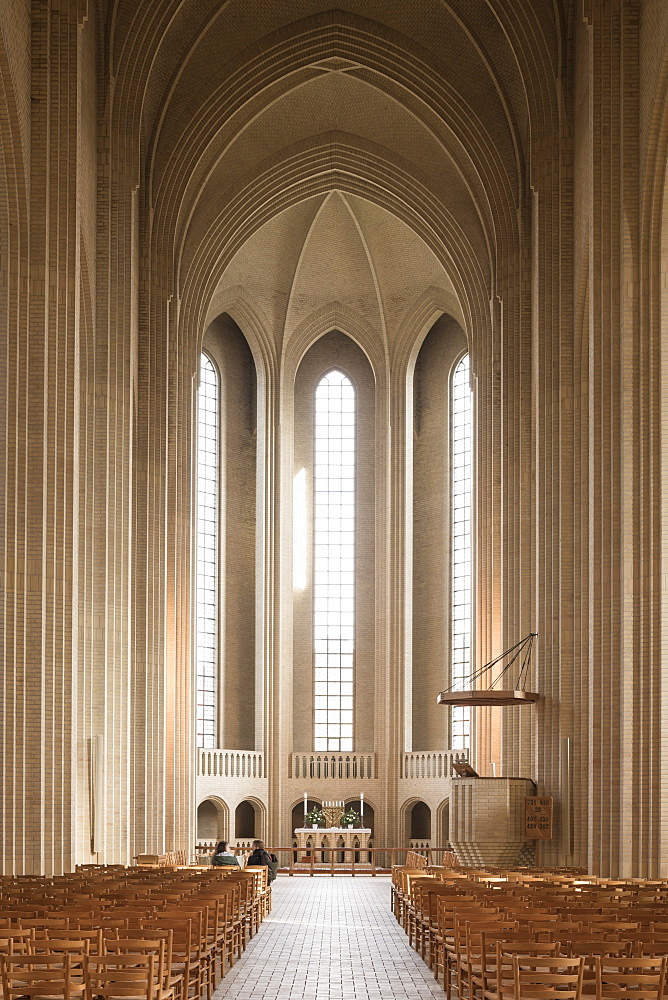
left=196, top=354, right=219, bottom=748
left=313, top=370, right=355, bottom=752
left=451, top=355, right=471, bottom=749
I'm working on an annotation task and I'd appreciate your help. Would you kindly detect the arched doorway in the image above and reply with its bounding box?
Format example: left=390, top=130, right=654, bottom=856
left=436, top=799, right=450, bottom=846
left=235, top=801, right=256, bottom=841
left=409, top=801, right=431, bottom=844
left=196, top=797, right=228, bottom=844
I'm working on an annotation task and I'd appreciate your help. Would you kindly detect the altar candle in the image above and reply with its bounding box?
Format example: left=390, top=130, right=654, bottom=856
left=360, top=792, right=364, bottom=825
left=304, top=792, right=308, bottom=825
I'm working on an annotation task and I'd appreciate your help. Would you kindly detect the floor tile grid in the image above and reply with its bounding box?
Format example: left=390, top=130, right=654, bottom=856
left=214, top=876, right=444, bottom=999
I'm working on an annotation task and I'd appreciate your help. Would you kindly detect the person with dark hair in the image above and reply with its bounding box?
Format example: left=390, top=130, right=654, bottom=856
left=245, top=839, right=279, bottom=882
left=211, top=840, right=240, bottom=867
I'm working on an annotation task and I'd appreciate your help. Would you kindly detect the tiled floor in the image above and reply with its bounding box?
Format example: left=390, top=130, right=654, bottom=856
left=214, top=876, right=443, bottom=999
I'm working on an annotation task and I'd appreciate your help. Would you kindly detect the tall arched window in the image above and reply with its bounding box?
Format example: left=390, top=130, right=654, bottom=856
left=196, top=353, right=219, bottom=748
left=451, top=354, right=472, bottom=749
left=313, top=370, right=355, bottom=751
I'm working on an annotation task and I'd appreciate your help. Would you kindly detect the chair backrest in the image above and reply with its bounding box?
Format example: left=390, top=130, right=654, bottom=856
left=18, top=918, right=70, bottom=931
left=0, top=930, right=34, bottom=955
left=85, top=953, right=157, bottom=1000
left=594, top=956, right=668, bottom=999
left=30, top=937, right=90, bottom=958
left=512, top=955, right=585, bottom=998
left=631, top=931, right=668, bottom=957
left=565, top=939, right=633, bottom=958
left=0, top=952, right=82, bottom=1000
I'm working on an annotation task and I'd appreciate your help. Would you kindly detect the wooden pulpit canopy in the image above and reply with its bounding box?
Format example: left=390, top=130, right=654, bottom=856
left=437, top=633, right=539, bottom=707
left=437, top=688, right=540, bottom=707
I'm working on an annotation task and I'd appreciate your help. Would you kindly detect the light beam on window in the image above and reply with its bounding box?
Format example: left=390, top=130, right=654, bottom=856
left=293, top=468, right=307, bottom=590
left=196, top=354, right=218, bottom=749
left=313, top=370, right=355, bottom=752
left=451, top=355, right=471, bottom=750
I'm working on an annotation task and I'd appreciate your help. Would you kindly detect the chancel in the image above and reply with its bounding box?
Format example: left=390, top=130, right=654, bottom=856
left=2, top=0, right=668, bottom=888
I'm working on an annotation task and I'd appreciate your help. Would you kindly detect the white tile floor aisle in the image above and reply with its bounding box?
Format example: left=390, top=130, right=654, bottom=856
left=214, top=876, right=444, bottom=1000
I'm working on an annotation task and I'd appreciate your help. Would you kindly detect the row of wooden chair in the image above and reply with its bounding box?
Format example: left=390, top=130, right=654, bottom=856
left=1, top=952, right=168, bottom=1000
left=0, top=863, right=271, bottom=1000
left=392, top=863, right=668, bottom=998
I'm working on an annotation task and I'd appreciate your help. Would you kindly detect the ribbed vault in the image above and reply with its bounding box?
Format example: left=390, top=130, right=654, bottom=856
left=98, top=0, right=566, bottom=363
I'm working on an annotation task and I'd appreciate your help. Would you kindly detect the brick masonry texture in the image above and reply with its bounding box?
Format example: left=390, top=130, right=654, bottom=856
left=1, top=0, right=668, bottom=877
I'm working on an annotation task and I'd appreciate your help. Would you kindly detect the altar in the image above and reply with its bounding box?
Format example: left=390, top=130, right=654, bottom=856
left=294, top=799, right=372, bottom=866
left=294, top=826, right=373, bottom=864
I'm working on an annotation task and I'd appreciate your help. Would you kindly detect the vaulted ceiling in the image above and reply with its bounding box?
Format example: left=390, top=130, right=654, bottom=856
left=102, top=0, right=568, bottom=357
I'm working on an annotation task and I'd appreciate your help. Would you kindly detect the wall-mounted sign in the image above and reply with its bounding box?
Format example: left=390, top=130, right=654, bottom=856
left=525, top=796, right=553, bottom=839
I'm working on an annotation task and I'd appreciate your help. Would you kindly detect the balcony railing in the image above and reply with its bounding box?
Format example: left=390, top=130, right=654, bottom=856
left=197, top=749, right=266, bottom=779
left=289, top=752, right=378, bottom=780
left=400, top=749, right=469, bottom=780
left=197, top=748, right=467, bottom=781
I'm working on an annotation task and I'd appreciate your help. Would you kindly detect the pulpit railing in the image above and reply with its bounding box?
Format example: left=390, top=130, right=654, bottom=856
left=192, top=844, right=454, bottom=873
left=400, top=749, right=469, bottom=779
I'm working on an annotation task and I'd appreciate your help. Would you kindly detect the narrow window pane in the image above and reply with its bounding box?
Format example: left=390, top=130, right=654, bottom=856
left=196, top=354, right=218, bottom=748
left=451, top=354, right=471, bottom=750
left=313, top=370, right=355, bottom=752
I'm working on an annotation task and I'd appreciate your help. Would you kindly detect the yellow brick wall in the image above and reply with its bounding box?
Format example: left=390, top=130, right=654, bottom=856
left=1, top=0, right=668, bottom=875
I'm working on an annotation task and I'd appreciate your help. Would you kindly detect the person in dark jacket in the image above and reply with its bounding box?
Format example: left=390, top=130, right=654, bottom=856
left=246, top=840, right=279, bottom=881
left=211, top=840, right=240, bottom=867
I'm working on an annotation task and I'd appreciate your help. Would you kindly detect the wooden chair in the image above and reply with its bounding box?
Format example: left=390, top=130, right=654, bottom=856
left=140, top=916, right=206, bottom=1000
left=442, top=909, right=508, bottom=999
left=19, top=918, right=71, bottom=932
left=104, top=931, right=177, bottom=1000
left=41, top=930, right=104, bottom=957
left=84, top=953, right=165, bottom=1000
left=630, top=930, right=668, bottom=956
left=29, top=937, right=90, bottom=962
left=431, top=897, right=486, bottom=990
left=559, top=940, right=635, bottom=996
left=156, top=907, right=213, bottom=1000
left=0, top=953, right=86, bottom=1000
left=406, top=878, right=436, bottom=952
left=594, top=956, right=668, bottom=999
left=242, top=867, right=270, bottom=921
left=0, top=930, right=34, bottom=955
left=470, top=932, right=560, bottom=1000
left=453, top=919, right=523, bottom=1000
left=181, top=891, right=238, bottom=980
left=510, top=955, right=585, bottom=999
left=73, top=918, right=128, bottom=935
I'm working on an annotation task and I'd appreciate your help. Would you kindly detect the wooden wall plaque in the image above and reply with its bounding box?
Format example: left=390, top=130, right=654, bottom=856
left=524, top=796, right=553, bottom=839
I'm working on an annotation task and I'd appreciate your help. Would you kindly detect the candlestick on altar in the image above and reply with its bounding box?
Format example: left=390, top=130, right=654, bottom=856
left=304, top=792, right=308, bottom=825
left=360, top=792, right=364, bottom=825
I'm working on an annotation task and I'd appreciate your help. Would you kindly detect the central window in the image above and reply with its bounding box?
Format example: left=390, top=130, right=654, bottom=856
left=313, top=370, right=355, bottom=751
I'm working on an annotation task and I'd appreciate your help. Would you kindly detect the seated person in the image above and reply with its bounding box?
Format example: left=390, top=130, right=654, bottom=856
left=211, top=840, right=241, bottom=867
left=245, top=839, right=279, bottom=882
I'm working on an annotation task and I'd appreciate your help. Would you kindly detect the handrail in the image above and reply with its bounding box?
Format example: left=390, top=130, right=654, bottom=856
left=193, top=844, right=454, bottom=874
left=400, top=749, right=470, bottom=779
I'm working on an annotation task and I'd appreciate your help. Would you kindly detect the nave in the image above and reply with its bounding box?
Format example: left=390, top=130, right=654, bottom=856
left=214, top=877, right=441, bottom=1000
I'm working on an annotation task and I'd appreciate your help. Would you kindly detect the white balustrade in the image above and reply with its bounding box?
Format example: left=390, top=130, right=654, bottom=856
left=198, top=748, right=467, bottom=781
left=197, top=748, right=266, bottom=778
left=289, top=752, right=378, bottom=780
left=400, top=749, right=470, bottom=780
